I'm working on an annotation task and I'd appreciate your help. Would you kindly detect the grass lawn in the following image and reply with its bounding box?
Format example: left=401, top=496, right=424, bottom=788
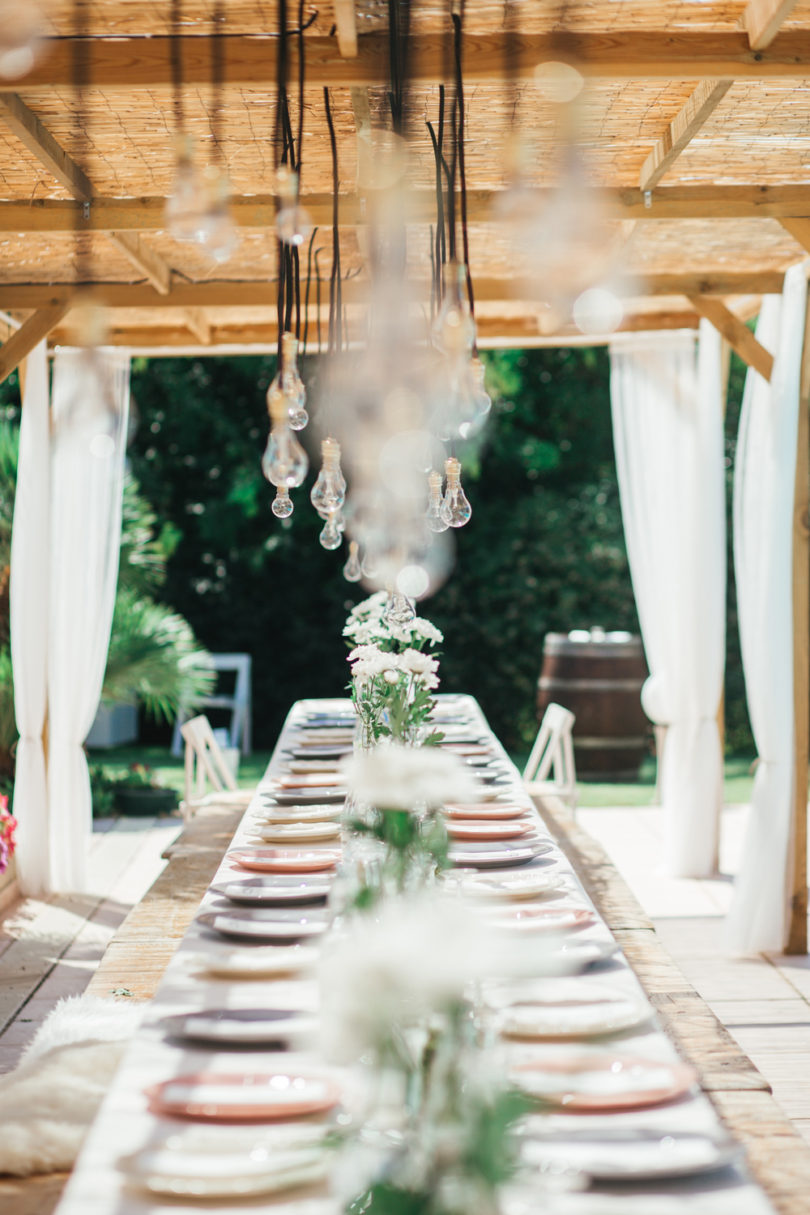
left=90, top=744, right=757, bottom=809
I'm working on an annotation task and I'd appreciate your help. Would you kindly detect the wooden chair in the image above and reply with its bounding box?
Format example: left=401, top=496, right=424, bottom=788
left=180, top=714, right=253, bottom=821
left=522, top=702, right=578, bottom=811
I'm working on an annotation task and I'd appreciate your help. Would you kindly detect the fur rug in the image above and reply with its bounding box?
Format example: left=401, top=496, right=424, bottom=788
left=0, top=994, right=143, bottom=1176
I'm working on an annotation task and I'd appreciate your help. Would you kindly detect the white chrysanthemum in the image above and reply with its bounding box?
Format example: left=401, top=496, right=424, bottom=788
left=342, top=740, right=479, bottom=810
left=347, top=591, right=389, bottom=624
left=343, top=618, right=388, bottom=645
left=319, top=892, right=562, bottom=1064
left=348, top=643, right=401, bottom=682
left=389, top=617, right=444, bottom=648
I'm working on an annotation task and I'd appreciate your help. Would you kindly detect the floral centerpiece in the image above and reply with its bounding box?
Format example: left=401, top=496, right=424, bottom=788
left=341, top=742, right=479, bottom=901
left=320, top=892, right=553, bottom=1215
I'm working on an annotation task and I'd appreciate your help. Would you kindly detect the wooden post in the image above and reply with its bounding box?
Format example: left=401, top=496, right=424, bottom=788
left=786, top=288, right=810, bottom=955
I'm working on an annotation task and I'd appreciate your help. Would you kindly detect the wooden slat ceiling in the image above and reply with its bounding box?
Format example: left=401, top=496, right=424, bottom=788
left=1, top=0, right=810, bottom=356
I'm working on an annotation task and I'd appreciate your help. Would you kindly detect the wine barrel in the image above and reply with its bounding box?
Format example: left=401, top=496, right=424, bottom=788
left=536, top=630, right=650, bottom=781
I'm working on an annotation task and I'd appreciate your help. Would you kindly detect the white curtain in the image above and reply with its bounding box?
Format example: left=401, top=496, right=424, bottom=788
left=10, top=343, right=51, bottom=895
left=610, top=322, right=725, bottom=877
left=46, top=348, right=130, bottom=892
left=726, top=263, right=807, bottom=955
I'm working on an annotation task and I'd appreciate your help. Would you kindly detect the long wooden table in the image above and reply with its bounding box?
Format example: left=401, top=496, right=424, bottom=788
left=56, top=695, right=776, bottom=1215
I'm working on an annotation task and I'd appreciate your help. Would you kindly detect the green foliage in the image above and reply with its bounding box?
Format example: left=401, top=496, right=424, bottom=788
left=0, top=420, right=19, bottom=569
left=0, top=647, right=15, bottom=772
left=88, top=764, right=116, bottom=817
left=126, top=345, right=754, bottom=755
left=104, top=587, right=215, bottom=721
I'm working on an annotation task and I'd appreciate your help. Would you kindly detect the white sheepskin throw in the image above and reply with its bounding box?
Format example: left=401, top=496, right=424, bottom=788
left=0, top=994, right=144, bottom=1176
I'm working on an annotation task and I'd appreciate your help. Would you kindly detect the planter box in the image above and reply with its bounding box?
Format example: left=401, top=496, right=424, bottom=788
left=87, top=702, right=139, bottom=749
left=112, top=787, right=178, bottom=816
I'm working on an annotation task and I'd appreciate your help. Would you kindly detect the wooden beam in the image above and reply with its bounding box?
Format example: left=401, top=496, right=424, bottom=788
left=0, top=94, right=93, bottom=200
left=745, top=0, right=800, bottom=51
left=107, top=232, right=172, bottom=295
left=0, top=94, right=178, bottom=296
left=786, top=283, right=810, bottom=954
left=334, top=0, right=358, bottom=58
left=0, top=270, right=788, bottom=312
left=639, top=80, right=732, bottom=191
left=183, top=308, right=212, bottom=345
left=687, top=295, right=774, bottom=380
left=0, top=304, right=70, bottom=385
left=2, top=186, right=810, bottom=235
left=780, top=218, right=810, bottom=255
left=8, top=31, right=810, bottom=92
left=49, top=307, right=702, bottom=353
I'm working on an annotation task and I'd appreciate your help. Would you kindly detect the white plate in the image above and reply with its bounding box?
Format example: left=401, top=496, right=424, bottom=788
left=198, top=911, right=327, bottom=941
left=120, top=1146, right=328, bottom=1199
left=188, top=946, right=319, bottom=979
left=161, top=1008, right=318, bottom=1046
left=518, top=1129, right=741, bottom=1181
left=463, top=871, right=566, bottom=900
left=254, top=806, right=342, bottom=825
left=449, top=841, right=551, bottom=868
left=497, top=984, right=649, bottom=1039
left=254, top=822, right=342, bottom=844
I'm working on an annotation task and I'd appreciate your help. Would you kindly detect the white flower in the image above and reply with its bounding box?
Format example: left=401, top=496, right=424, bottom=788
left=343, top=618, right=388, bottom=645
left=342, top=740, right=479, bottom=810
left=348, top=643, right=401, bottom=682
left=389, top=617, right=444, bottom=648
left=347, top=591, right=389, bottom=624
left=319, top=892, right=562, bottom=1064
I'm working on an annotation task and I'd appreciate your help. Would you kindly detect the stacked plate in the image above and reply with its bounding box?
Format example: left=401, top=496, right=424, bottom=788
left=197, top=906, right=329, bottom=943
left=211, top=875, right=332, bottom=906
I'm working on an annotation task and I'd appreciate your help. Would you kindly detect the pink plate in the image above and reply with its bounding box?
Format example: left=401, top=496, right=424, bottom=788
left=228, top=848, right=341, bottom=874
left=492, top=906, right=596, bottom=933
left=512, top=1054, right=696, bottom=1113
left=445, top=820, right=531, bottom=841
left=146, top=1071, right=341, bottom=1122
left=444, top=803, right=527, bottom=820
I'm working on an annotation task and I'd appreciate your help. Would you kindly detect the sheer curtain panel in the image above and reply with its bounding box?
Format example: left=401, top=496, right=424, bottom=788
left=46, top=349, right=130, bottom=892
left=610, top=323, right=725, bottom=877
left=10, top=343, right=51, bottom=895
left=726, top=263, right=807, bottom=955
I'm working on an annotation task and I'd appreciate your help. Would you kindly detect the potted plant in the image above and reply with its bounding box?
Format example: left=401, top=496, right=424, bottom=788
left=110, top=763, right=178, bottom=816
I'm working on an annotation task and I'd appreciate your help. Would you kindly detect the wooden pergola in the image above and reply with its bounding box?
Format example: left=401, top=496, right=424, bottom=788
left=1, top=0, right=809, bottom=949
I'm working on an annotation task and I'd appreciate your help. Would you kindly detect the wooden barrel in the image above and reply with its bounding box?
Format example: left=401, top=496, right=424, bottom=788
left=536, top=631, right=650, bottom=781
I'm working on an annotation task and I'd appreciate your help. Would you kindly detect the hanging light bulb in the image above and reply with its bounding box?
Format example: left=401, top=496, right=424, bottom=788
left=166, top=137, right=210, bottom=242
left=272, top=487, right=294, bottom=518
left=267, top=333, right=308, bottom=430
left=441, top=457, right=472, bottom=529
left=360, top=548, right=379, bottom=580
left=319, top=510, right=343, bottom=551
left=198, top=166, right=238, bottom=264
left=343, top=540, right=362, bottom=582
left=470, top=356, right=492, bottom=423
left=275, top=167, right=313, bottom=248
left=425, top=469, right=449, bottom=533
left=385, top=592, right=416, bottom=625
left=310, top=437, right=347, bottom=517
left=432, top=260, right=476, bottom=358
left=0, top=0, right=43, bottom=79
left=433, top=356, right=488, bottom=443
left=261, top=386, right=309, bottom=490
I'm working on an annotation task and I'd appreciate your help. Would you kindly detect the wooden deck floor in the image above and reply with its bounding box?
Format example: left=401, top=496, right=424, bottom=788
left=0, top=814, right=181, bottom=1073
left=577, top=800, right=810, bottom=1150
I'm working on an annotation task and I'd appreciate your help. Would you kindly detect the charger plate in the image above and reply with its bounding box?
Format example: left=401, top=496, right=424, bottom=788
left=211, top=876, right=332, bottom=906
left=511, top=1054, right=696, bottom=1112
left=228, top=848, right=341, bottom=874
left=146, top=1071, right=340, bottom=1121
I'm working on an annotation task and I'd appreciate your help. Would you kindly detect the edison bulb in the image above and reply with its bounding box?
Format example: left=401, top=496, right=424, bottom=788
left=272, top=487, right=294, bottom=518
left=261, top=422, right=308, bottom=488
left=343, top=540, right=362, bottom=582
left=320, top=513, right=343, bottom=551
left=441, top=457, right=472, bottom=529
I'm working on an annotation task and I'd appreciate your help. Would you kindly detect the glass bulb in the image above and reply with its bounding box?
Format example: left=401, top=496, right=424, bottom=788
left=432, top=260, right=476, bottom=357
left=319, top=512, right=343, bottom=551
left=261, top=413, right=309, bottom=488
left=470, top=356, right=492, bottom=422
left=277, top=204, right=314, bottom=247
left=440, top=457, right=472, bottom=529
left=360, top=550, right=379, bottom=580
left=166, top=151, right=209, bottom=243
left=268, top=332, right=308, bottom=430
left=434, top=357, right=489, bottom=442
left=425, top=469, right=449, bottom=533
left=0, top=0, right=42, bottom=78
left=288, top=405, right=309, bottom=431
left=272, top=487, right=294, bottom=518
left=310, top=437, right=347, bottom=517
left=202, top=201, right=238, bottom=264
left=385, top=592, right=416, bottom=625
left=343, top=540, right=362, bottom=582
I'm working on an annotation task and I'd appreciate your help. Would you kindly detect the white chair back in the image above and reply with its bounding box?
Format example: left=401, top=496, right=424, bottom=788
left=181, top=714, right=239, bottom=815
left=522, top=702, right=577, bottom=810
